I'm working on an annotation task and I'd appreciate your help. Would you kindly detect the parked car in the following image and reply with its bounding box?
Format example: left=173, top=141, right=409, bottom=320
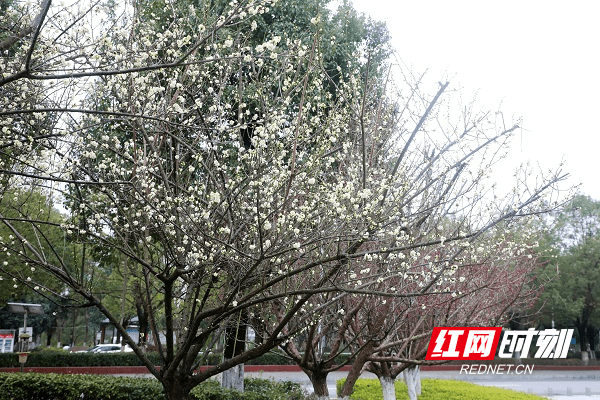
left=83, top=344, right=134, bottom=353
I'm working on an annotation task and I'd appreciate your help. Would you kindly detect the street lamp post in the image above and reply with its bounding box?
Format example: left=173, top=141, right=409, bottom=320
left=18, top=333, right=31, bottom=372
left=7, top=303, right=44, bottom=371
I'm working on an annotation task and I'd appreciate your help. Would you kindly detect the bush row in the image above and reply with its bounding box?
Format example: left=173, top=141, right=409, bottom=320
left=0, top=352, right=162, bottom=368
left=0, top=349, right=351, bottom=368
left=0, top=373, right=306, bottom=400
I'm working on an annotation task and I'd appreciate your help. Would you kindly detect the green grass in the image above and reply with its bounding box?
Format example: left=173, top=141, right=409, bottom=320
left=337, top=378, right=547, bottom=400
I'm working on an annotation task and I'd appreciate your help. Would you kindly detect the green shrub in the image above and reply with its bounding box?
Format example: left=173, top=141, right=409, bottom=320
left=245, top=351, right=294, bottom=365
left=0, top=353, right=18, bottom=368
left=243, top=377, right=305, bottom=400
left=0, top=373, right=307, bottom=400
left=0, top=351, right=162, bottom=368
left=0, top=373, right=166, bottom=400
left=337, top=378, right=547, bottom=400
left=0, top=348, right=352, bottom=368
left=190, top=380, right=261, bottom=400
left=0, top=350, right=289, bottom=368
left=246, top=351, right=352, bottom=366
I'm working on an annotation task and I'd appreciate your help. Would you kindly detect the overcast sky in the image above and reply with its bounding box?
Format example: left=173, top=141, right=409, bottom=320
left=349, top=0, right=600, bottom=200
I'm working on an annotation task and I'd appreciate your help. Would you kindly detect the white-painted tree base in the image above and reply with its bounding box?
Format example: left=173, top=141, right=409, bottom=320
left=380, top=376, right=396, bottom=400
left=403, top=365, right=421, bottom=400
left=221, top=363, right=244, bottom=392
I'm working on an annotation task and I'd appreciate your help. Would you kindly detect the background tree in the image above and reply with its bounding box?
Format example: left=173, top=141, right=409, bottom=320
left=0, top=188, right=81, bottom=346
left=538, top=194, right=600, bottom=363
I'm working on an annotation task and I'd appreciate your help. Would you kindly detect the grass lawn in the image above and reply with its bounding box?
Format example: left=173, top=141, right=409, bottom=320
left=338, top=378, right=547, bottom=400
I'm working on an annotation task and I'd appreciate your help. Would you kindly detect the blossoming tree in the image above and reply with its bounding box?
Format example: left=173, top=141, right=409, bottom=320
left=336, top=229, right=544, bottom=400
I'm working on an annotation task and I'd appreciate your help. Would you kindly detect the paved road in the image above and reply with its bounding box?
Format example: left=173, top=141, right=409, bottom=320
left=245, top=368, right=600, bottom=399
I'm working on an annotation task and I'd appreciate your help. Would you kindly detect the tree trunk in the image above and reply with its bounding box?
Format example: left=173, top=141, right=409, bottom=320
left=339, top=341, right=374, bottom=398
left=514, top=350, right=522, bottom=365
left=56, top=324, right=62, bottom=348
left=84, top=308, right=89, bottom=347
left=379, top=376, right=396, bottom=400
left=414, top=366, right=421, bottom=396
left=309, top=371, right=330, bottom=400
left=221, top=364, right=244, bottom=392
left=163, top=378, right=193, bottom=400
left=403, top=365, right=418, bottom=400
left=582, top=349, right=589, bottom=365
left=576, top=314, right=591, bottom=365
left=577, top=288, right=596, bottom=364
left=133, top=281, right=149, bottom=347
left=46, top=318, right=57, bottom=346
left=70, top=309, right=78, bottom=346
left=586, top=325, right=597, bottom=360
left=222, top=313, right=247, bottom=391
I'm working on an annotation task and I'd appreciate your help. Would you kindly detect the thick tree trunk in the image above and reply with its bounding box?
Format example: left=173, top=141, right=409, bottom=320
left=309, top=371, right=330, bottom=400
left=379, top=376, right=396, bottom=400
left=221, top=364, right=244, bottom=392
left=163, top=378, right=193, bottom=400
left=222, top=314, right=247, bottom=391
left=339, top=341, right=374, bottom=398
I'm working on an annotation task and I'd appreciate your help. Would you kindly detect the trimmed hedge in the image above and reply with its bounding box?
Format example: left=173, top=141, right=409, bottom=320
left=0, top=352, right=162, bottom=368
left=0, top=373, right=165, bottom=400
left=336, top=378, right=546, bottom=400
left=0, top=349, right=351, bottom=367
left=0, top=373, right=307, bottom=400
left=245, top=352, right=294, bottom=366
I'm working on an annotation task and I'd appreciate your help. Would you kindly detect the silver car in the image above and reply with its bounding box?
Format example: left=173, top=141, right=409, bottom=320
left=85, top=344, right=134, bottom=353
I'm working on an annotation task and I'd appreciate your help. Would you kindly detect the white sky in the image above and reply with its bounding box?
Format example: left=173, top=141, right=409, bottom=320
left=349, top=0, right=600, bottom=200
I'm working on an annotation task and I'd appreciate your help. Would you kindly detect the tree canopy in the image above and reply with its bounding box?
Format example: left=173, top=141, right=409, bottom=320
left=538, top=195, right=600, bottom=362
